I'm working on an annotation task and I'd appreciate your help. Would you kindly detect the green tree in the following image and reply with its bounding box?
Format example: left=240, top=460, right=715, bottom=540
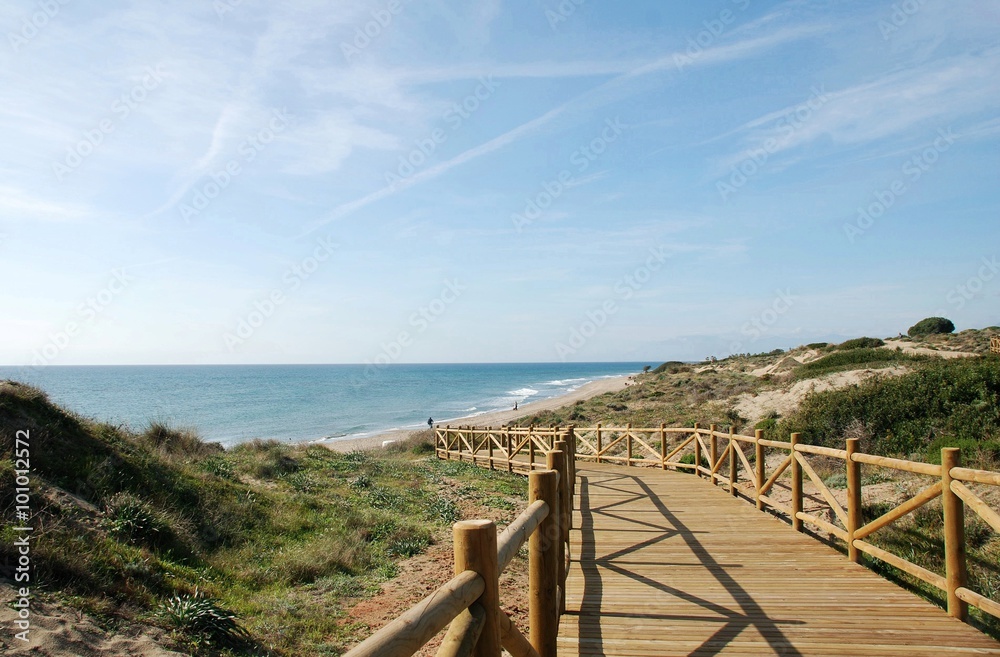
left=908, top=317, right=955, bottom=337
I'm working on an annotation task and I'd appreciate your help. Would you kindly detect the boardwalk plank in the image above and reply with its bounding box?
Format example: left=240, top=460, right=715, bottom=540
left=558, top=463, right=1000, bottom=656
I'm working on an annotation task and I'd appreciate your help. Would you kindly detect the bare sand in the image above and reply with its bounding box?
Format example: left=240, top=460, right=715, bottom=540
left=323, top=375, right=632, bottom=452
left=732, top=366, right=910, bottom=425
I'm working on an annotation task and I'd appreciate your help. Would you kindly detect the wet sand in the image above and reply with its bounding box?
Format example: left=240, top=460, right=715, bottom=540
left=322, top=374, right=633, bottom=452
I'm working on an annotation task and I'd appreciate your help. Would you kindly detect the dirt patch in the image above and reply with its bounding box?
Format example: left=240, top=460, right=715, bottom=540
left=340, top=480, right=530, bottom=656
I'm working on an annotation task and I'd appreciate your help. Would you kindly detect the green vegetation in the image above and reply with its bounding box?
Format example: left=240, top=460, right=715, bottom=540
left=792, top=348, right=921, bottom=379
left=0, top=382, right=526, bottom=656
left=837, top=336, right=885, bottom=350
left=909, top=316, right=956, bottom=337
left=861, top=497, right=999, bottom=639
left=777, top=357, right=1000, bottom=459
left=517, top=367, right=759, bottom=429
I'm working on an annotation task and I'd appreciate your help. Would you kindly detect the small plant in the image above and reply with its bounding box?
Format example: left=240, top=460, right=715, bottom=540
left=823, top=473, right=847, bottom=489
left=160, top=589, right=249, bottom=649
left=387, top=535, right=430, bottom=558
left=282, top=471, right=317, bottom=493
left=199, top=455, right=236, bottom=480
left=426, top=496, right=460, bottom=523
left=349, top=474, right=372, bottom=491
left=103, top=493, right=166, bottom=547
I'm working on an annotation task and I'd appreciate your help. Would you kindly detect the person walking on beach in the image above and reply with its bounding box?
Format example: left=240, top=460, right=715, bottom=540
left=513, top=402, right=518, bottom=411
left=427, top=417, right=434, bottom=428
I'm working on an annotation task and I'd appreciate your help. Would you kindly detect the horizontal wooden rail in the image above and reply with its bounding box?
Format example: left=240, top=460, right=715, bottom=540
left=436, top=424, right=1000, bottom=631
left=343, top=570, right=485, bottom=657
left=349, top=434, right=572, bottom=657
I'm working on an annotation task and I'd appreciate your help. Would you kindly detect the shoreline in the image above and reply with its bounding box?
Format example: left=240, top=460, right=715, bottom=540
left=323, top=374, right=633, bottom=452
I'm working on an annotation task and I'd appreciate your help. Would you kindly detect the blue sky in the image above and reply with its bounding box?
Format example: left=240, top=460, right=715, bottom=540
left=1, top=0, right=998, bottom=366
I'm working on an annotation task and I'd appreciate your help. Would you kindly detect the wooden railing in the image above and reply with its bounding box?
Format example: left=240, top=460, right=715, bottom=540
left=344, top=432, right=575, bottom=657
left=437, top=423, right=1000, bottom=630
left=991, top=335, right=1000, bottom=354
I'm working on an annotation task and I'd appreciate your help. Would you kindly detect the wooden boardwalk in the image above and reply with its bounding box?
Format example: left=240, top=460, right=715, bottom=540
left=558, top=463, right=1000, bottom=656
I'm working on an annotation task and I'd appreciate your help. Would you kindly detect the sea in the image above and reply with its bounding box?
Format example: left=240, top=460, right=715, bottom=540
left=0, top=363, right=645, bottom=446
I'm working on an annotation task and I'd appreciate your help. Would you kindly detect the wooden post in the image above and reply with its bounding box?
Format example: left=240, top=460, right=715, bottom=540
left=566, top=427, right=576, bottom=516
left=846, top=438, right=862, bottom=563
left=565, top=428, right=576, bottom=494
left=528, top=426, right=535, bottom=472
left=595, top=423, right=602, bottom=464
left=547, top=449, right=567, bottom=616
left=453, top=520, right=501, bottom=656
left=626, top=424, right=633, bottom=467
left=446, top=426, right=452, bottom=460
left=710, top=424, right=718, bottom=486
left=487, top=427, right=494, bottom=470
left=790, top=433, right=802, bottom=532
left=553, top=440, right=570, bottom=529
left=660, top=423, right=667, bottom=470
left=942, top=447, right=968, bottom=621
left=506, top=428, right=512, bottom=473
left=529, top=470, right=559, bottom=657
left=755, top=430, right=765, bottom=510
left=729, top=427, right=737, bottom=496
left=693, top=423, right=701, bottom=478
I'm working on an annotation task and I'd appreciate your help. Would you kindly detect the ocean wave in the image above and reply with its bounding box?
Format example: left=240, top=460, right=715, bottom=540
left=507, top=388, right=539, bottom=397
left=543, top=378, right=588, bottom=386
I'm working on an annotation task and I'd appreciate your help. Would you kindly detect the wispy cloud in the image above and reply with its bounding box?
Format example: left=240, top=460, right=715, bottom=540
left=297, top=13, right=823, bottom=237
left=714, top=48, right=1000, bottom=170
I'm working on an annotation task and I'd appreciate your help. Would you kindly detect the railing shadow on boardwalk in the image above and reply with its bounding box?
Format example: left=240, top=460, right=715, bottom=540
left=573, top=471, right=804, bottom=657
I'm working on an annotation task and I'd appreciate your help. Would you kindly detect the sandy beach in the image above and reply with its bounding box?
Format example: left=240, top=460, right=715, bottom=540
left=324, top=374, right=633, bottom=452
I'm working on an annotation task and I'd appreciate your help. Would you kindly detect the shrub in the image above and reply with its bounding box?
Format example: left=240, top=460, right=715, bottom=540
left=653, top=361, right=689, bottom=374
left=102, top=493, right=171, bottom=549
left=138, top=422, right=221, bottom=459
left=160, top=589, right=249, bottom=649
left=781, top=358, right=1000, bottom=457
left=793, top=348, right=917, bottom=378
left=908, top=317, right=955, bottom=337
left=838, top=337, right=885, bottom=350
left=807, top=342, right=829, bottom=349
left=678, top=452, right=708, bottom=474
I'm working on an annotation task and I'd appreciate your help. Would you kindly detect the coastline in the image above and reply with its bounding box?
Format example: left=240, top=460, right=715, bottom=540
left=323, top=374, right=632, bottom=452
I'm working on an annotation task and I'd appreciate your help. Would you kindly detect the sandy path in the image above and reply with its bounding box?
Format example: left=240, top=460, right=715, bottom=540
left=324, top=375, right=632, bottom=452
